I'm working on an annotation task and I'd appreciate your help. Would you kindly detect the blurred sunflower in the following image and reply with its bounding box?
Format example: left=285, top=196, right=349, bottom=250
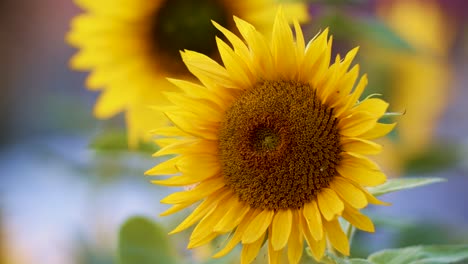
left=67, top=0, right=308, bottom=147
left=370, top=0, right=455, bottom=174
left=147, top=9, right=393, bottom=263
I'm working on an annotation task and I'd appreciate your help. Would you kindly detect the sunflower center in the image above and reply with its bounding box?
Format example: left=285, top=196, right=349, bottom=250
left=252, top=126, right=281, bottom=151
left=218, top=80, right=342, bottom=210
left=151, top=0, right=228, bottom=73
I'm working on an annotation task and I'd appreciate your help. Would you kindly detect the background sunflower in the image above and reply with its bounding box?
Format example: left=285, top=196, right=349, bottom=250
left=1, top=0, right=468, bottom=263
left=67, top=0, right=308, bottom=148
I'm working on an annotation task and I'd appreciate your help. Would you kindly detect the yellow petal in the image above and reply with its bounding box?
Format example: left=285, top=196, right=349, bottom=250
left=242, top=210, right=274, bottom=244
left=337, top=153, right=387, bottom=187
left=272, top=8, right=297, bottom=79
left=212, top=21, right=250, bottom=63
left=324, top=219, right=350, bottom=255
left=213, top=210, right=256, bottom=258
left=293, top=20, right=305, bottom=64
left=317, top=188, right=344, bottom=221
left=360, top=187, right=391, bottom=206
left=342, top=137, right=383, bottom=155
left=241, top=232, right=265, bottom=264
left=342, top=205, right=375, bottom=232
left=176, top=154, right=220, bottom=176
left=145, top=157, right=181, bottom=175
left=165, top=111, right=218, bottom=140
left=330, top=177, right=368, bottom=209
left=93, top=88, right=128, bottom=118
left=300, top=28, right=329, bottom=83
left=169, top=190, right=229, bottom=234
left=352, top=98, right=389, bottom=117
left=165, top=92, right=223, bottom=122
left=166, top=78, right=227, bottom=108
left=268, top=236, right=282, bottom=264
left=302, top=215, right=326, bottom=263
left=287, top=211, right=304, bottom=264
left=181, top=50, right=238, bottom=89
left=216, top=37, right=254, bottom=89
left=339, top=111, right=378, bottom=137
left=160, top=201, right=194, bottom=217
left=360, top=123, right=396, bottom=139
left=160, top=178, right=225, bottom=204
left=271, top=210, right=293, bottom=250
left=302, top=200, right=323, bottom=240
left=188, top=198, right=231, bottom=248
left=213, top=198, right=250, bottom=233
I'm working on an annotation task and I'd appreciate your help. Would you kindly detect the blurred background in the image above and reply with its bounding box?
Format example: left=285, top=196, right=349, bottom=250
left=1, top=0, right=467, bottom=263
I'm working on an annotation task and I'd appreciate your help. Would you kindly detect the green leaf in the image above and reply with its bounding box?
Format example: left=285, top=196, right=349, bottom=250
left=367, top=177, right=446, bottom=197
left=349, top=259, right=373, bottom=264
left=368, top=245, right=468, bottom=264
left=90, top=130, right=159, bottom=153
left=118, top=216, right=178, bottom=264
left=315, top=12, right=414, bottom=53
left=404, top=144, right=461, bottom=174
left=354, top=17, right=414, bottom=52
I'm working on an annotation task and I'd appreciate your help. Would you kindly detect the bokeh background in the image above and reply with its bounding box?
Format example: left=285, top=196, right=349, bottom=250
left=1, top=0, right=467, bottom=263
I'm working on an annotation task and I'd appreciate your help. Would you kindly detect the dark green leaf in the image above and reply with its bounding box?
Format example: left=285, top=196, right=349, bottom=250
left=349, top=259, right=373, bottom=264
left=368, top=177, right=446, bottom=197
left=118, top=216, right=179, bottom=264
left=354, top=17, right=414, bottom=52
left=404, top=145, right=461, bottom=174
left=90, top=130, right=159, bottom=153
left=368, top=245, right=468, bottom=264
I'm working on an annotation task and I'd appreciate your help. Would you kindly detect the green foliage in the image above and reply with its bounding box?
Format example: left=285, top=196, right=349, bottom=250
left=367, top=245, right=468, bottom=264
left=353, top=17, right=414, bottom=52
left=118, top=216, right=179, bottom=264
left=316, top=11, right=414, bottom=53
left=404, top=145, right=461, bottom=174
left=90, top=130, right=159, bottom=153
left=367, top=177, right=446, bottom=197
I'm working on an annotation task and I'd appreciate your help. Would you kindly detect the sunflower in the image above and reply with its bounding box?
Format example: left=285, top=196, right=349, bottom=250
left=67, top=0, right=308, bottom=147
left=368, top=0, right=454, bottom=174
left=146, top=9, right=394, bottom=264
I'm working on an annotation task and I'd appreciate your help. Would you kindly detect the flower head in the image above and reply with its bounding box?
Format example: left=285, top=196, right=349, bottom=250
left=67, top=0, right=308, bottom=147
left=147, top=9, right=394, bottom=264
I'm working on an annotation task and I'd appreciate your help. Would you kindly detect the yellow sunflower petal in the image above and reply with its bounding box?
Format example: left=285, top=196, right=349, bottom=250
left=317, top=188, right=344, bottom=221
left=188, top=197, right=233, bottom=248
left=342, top=205, right=375, bottom=232
left=181, top=50, right=238, bottom=89
left=324, top=219, right=350, bottom=255
left=213, top=210, right=256, bottom=258
left=271, top=209, right=293, bottom=250
left=242, top=210, right=274, bottom=244
left=352, top=98, right=389, bottom=117
left=213, top=197, right=250, bottom=233
left=330, top=177, right=368, bottom=209
left=216, top=37, right=254, bottom=89
left=267, top=231, right=283, bottom=264
left=271, top=8, right=297, bottom=79
left=338, top=153, right=387, bottom=187
left=169, top=190, right=229, bottom=234
left=160, top=178, right=225, bottom=204
left=145, top=157, right=181, bottom=175
left=302, top=200, right=323, bottom=240
left=241, top=232, right=266, bottom=264
left=342, top=137, right=383, bottom=155
left=302, top=216, right=326, bottom=263
left=360, top=122, right=396, bottom=139
left=160, top=201, right=195, bottom=217
left=339, top=111, right=378, bottom=137
left=287, top=211, right=304, bottom=264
